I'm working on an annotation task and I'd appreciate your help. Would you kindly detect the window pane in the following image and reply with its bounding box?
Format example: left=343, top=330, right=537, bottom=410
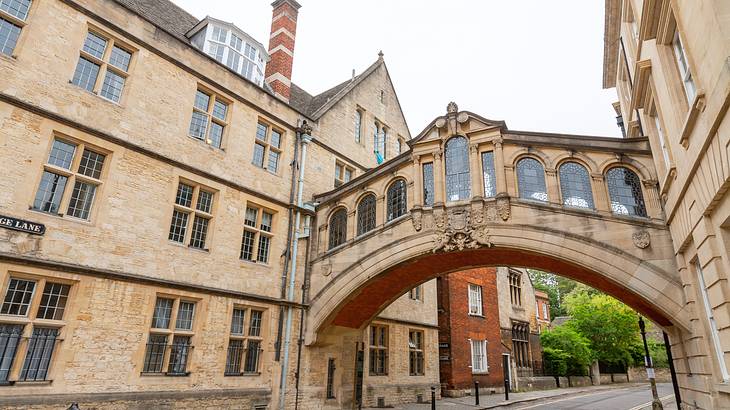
left=143, top=334, right=167, bottom=373
left=230, top=34, right=242, bottom=51
left=196, top=190, right=213, bottom=213
left=211, top=26, right=227, bottom=42
left=256, top=234, right=270, bottom=263
left=1, top=278, right=35, bottom=316
left=77, top=149, right=105, bottom=179
left=244, top=207, right=258, bottom=227
left=168, top=335, right=191, bottom=375
left=71, top=57, right=100, bottom=92
left=248, top=310, right=262, bottom=336
left=516, top=158, right=548, bottom=202
left=328, top=209, right=347, bottom=249
left=225, top=339, right=244, bottom=374
left=226, top=50, right=241, bottom=72
left=0, top=17, right=21, bottom=56
left=48, top=139, right=77, bottom=169
left=175, top=301, right=195, bottom=330
left=82, top=32, right=107, bottom=59
left=481, top=151, right=496, bottom=198
left=36, top=282, right=70, bottom=321
left=194, top=90, right=211, bottom=111
left=260, top=212, right=273, bottom=232
left=208, top=42, right=224, bottom=63
left=32, top=171, right=68, bottom=214
left=357, top=195, right=376, bottom=236
left=255, top=123, right=268, bottom=142
left=67, top=180, right=97, bottom=220
left=240, top=230, right=255, bottom=261
left=189, top=216, right=209, bottom=249
left=244, top=340, right=260, bottom=373
left=109, top=45, right=131, bottom=71
left=230, top=308, right=245, bottom=335
left=354, top=111, right=362, bottom=142
left=606, top=167, right=647, bottom=217
left=175, top=183, right=194, bottom=207
left=422, top=163, right=434, bottom=206
left=559, top=162, right=594, bottom=209
left=0, top=324, right=23, bottom=382
left=267, top=150, right=279, bottom=173
left=189, top=111, right=209, bottom=140
left=386, top=180, right=407, bottom=221
left=445, top=137, right=471, bottom=201
left=0, top=0, right=32, bottom=21
left=212, top=100, right=228, bottom=121
left=151, top=298, right=173, bottom=329
left=208, top=122, right=224, bottom=148
left=19, top=327, right=58, bottom=381
left=253, top=143, right=265, bottom=168
left=168, top=210, right=189, bottom=243
left=100, top=70, right=125, bottom=103
left=270, top=130, right=281, bottom=149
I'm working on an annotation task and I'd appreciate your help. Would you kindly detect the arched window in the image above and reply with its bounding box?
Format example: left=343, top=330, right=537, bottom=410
left=328, top=208, right=348, bottom=249
left=357, top=194, right=376, bottom=236
left=606, top=167, right=647, bottom=217
left=386, top=179, right=407, bottom=221
left=559, top=162, right=594, bottom=209
left=445, top=136, right=470, bottom=201
left=516, top=158, right=547, bottom=202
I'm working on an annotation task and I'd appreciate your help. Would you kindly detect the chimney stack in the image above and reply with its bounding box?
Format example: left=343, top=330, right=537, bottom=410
left=265, top=0, right=301, bottom=103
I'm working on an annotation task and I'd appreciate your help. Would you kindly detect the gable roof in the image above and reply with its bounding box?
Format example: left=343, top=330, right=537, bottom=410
left=113, top=0, right=199, bottom=42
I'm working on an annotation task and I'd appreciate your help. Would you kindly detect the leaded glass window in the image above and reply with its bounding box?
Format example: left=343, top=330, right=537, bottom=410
left=19, top=327, right=59, bottom=381
left=357, top=194, right=376, bottom=236
left=1, top=278, right=35, bottom=316
left=445, top=137, right=470, bottom=201
left=516, top=158, right=547, bottom=202
left=606, top=167, right=647, bottom=217
left=422, top=163, right=434, bottom=206
left=328, top=208, right=347, bottom=249
left=481, top=151, right=496, bottom=198
left=559, top=162, right=594, bottom=209
left=189, top=89, right=228, bottom=149
left=387, top=179, right=407, bottom=221
left=36, top=282, right=70, bottom=320
left=240, top=207, right=274, bottom=263
left=72, top=31, right=132, bottom=103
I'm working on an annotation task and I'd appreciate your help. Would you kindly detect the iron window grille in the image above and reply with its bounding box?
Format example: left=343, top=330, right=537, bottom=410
left=386, top=180, right=407, bottom=221
left=326, top=358, right=336, bottom=399
left=481, top=151, right=496, bottom=198
left=71, top=30, right=133, bottom=103
left=422, top=162, right=434, bottom=206
left=240, top=206, right=275, bottom=263
left=445, top=136, right=471, bottom=202
left=188, top=88, right=229, bottom=149
left=558, top=162, right=594, bottom=209
left=356, top=194, right=376, bottom=236
left=516, top=158, right=548, bottom=202
left=225, top=308, right=265, bottom=375
left=0, top=324, right=24, bottom=383
left=606, top=167, right=647, bottom=217
left=0, top=0, right=32, bottom=56
left=19, top=327, right=59, bottom=381
left=168, top=181, right=215, bottom=249
left=328, top=208, right=348, bottom=250
left=32, top=138, right=106, bottom=220
left=253, top=122, right=283, bottom=173
left=143, top=297, right=197, bottom=376
left=369, top=325, right=388, bottom=376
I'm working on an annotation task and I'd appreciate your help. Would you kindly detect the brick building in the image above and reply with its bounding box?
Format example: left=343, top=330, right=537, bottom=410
left=535, top=290, right=550, bottom=332
left=437, top=267, right=546, bottom=396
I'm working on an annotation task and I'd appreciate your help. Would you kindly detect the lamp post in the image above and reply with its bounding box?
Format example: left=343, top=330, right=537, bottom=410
left=638, top=316, right=663, bottom=410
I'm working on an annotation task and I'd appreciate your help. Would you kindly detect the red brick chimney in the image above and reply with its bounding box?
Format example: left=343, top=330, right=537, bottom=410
left=265, top=0, right=301, bottom=103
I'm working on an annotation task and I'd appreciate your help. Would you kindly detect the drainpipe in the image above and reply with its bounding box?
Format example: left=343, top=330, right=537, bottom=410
left=279, top=121, right=312, bottom=410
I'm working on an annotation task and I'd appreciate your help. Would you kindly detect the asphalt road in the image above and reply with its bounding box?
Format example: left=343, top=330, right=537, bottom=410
left=512, top=383, right=676, bottom=410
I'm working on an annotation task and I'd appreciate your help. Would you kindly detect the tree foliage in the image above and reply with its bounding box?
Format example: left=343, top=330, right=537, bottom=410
left=528, top=269, right=576, bottom=318
left=540, top=326, right=593, bottom=375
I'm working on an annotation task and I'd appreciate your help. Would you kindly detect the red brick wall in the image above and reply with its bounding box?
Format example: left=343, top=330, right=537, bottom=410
left=438, top=268, right=508, bottom=391
left=265, top=0, right=300, bottom=100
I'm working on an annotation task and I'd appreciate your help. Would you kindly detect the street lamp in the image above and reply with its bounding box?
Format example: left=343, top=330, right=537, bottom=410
left=638, top=316, right=663, bottom=410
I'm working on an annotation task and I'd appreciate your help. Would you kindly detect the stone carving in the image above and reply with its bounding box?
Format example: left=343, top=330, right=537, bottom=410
left=497, top=196, right=511, bottom=221
left=321, top=261, right=333, bottom=277
left=411, top=208, right=423, bottom=232
left=632, top=230, right=651, bottom=249
left=447, top=101, right=458, bottom=114
left=433, top=208, right=493, bottom=253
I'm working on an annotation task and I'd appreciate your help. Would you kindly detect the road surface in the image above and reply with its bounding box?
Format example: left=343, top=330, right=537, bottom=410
left=512, top=383, right=676, bottom=410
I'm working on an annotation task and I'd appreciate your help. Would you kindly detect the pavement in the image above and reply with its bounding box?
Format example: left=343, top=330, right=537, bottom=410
left=370, top=383, right=678, bottom=410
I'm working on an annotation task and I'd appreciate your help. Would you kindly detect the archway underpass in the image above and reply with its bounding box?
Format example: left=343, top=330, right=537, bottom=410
left=298, top=104, right=707, bottom=409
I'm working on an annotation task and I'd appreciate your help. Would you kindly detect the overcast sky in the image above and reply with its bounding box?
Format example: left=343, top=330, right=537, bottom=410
left=172, top=0, right=619, bottom=138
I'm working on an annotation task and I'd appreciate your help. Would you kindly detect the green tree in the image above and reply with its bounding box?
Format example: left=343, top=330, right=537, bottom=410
left=528, top=270, right=577, bottom=318
left=564, top=289, right=641, bottom=367
left=540, top=325, right=593, bottom=375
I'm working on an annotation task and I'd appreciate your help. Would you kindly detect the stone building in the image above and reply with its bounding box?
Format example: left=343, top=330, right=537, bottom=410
left=437, top=266, right=547, bottom=397
left=603, top=0, right=730, bottom=407
left=0, top=0, right=437, bottom=408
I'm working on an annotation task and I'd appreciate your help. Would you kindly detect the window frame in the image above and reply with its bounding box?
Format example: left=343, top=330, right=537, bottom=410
left=167, top=179, right=216, bottom=250
left=386, top=179, right=407, bottom=222
left=354, top=109, right=363, bottom=144
left=368, top=324, right=388, bottom=376
left=408, top=329, right=425, bottom=376
left=516, top=157, right=548, bottom=202
left=31, top=136, right=108, bottom=221
left=408, top=285, right=423, bottom=301
left=0, top=0, right=34, bottom=58
left=252, top=121, right=284, bottom=174
left=444, top=136, right=471, bottom=202
left=224, top=305, right=266, bottom=376
left=142, top=295, right=199, bottom=376
left=328, top=208, right=348, bottom=250
left=356, top=194, right=377, bottom=237
left=71, top=27, right=136, bottom=104
left=334, top=160, right=355, bottom=188
left=188, top=87, right=230, bottom=149
left=468, top=283, right=483, bottom=316
left=605, top=166, right=648, bottom=218
left=509, top=270, right=522, bottom=307
left=470, top=339, right=488, bottom=374
left=239, top=204, right=275, bottom=264
left=558, top=161, right=595, bottom=209
left=672, top=29, right=696, bottom=104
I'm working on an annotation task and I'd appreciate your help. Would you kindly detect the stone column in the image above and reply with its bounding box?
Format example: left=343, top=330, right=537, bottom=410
left=494, top=139, right=507, bottom=196
left=469, top=143, right=483, bottom=199
left=591, top=173, right=610, bottom=212
left=412, top=155, right=423, bottom=208
left=348, top=209, right=356, bottom=241
left=432, top=148, right=445, bottom=205
left=545, top=168, right=561, bottom=204
left=642, top=180, right=664, bottom=219
left=377, top=196, right=386, bottom=225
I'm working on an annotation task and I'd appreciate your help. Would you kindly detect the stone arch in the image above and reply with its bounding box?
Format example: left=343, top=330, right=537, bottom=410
left=508, top=147, right=554, bottom=169
left=306, top=224, right=690, bottom=345
left=384, top=177, right=409, bottom=221
left=325, top=206, right=349, bottom=250
left=554, top=152, right=600, bottom=174
left=599, top=156, right=657, bottom=181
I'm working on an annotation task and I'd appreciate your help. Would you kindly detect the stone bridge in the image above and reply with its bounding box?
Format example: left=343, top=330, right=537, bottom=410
left=305, top=103, right=690, bottom=347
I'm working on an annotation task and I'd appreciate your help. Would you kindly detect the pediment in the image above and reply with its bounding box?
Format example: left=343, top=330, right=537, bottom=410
left=409, top=102, right=507, bottom=149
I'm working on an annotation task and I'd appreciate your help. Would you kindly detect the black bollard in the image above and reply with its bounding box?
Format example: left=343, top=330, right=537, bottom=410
left=431, top=386, right=436, bottom=410
left=474, top=380, right=480, bottom=405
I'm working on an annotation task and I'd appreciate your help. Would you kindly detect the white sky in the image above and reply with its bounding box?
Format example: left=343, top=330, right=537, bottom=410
left=172, top=0, right=620, bottom=138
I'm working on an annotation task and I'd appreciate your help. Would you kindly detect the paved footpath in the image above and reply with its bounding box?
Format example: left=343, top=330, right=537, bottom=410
left=369, top=383, right=677, bottom=410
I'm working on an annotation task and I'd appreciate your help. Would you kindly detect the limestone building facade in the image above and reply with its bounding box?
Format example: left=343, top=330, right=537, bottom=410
left=0, top=0, right=437, bottom=408
left=603, top=0, right=730, bottom=407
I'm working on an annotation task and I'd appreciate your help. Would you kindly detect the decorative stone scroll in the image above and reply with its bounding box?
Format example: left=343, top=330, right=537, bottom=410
left=433, top=207, right=493, bottom=253
left=632, top=230, right=651, bottom=249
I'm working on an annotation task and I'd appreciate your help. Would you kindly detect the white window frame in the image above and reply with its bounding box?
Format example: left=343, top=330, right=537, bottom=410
left=695, top=260, right=730, bottom=381
left=652, top=111, right=671, bottom=168
left=468, top=284, right=482, bottom=316
left=672, top=30, right=696, bottom=104
left=469, top=339, right=488, bottom=374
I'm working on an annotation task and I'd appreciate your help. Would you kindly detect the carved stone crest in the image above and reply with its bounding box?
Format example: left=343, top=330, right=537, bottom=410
left=411, top=208, right=423, bottom=232
left=433, top=208, right=493, bottom=253
left=632, top=230, right=651, bottom=249
left=496, top=195, right=511, bottom=221
left=321, top=261, right=333, bottom=276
